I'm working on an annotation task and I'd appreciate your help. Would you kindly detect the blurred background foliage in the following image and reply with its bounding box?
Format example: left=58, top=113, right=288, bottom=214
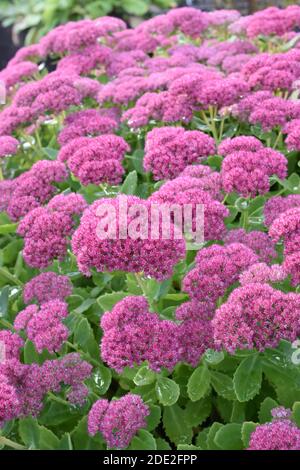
left=0, top=1, right=298, bottom=48
left=0, top=0, right=176, bottom=45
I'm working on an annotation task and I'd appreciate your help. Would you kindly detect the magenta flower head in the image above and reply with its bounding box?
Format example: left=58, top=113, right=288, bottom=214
left=59, top=134, right=129, bottom=186
left=0, top=379, right=22, bottom=425
left=218, top=136, right=264, bottom=156
left=213, top=283, right=300, bottom=353
left=248, top=407, right=300, bottom=450
left=57, top=44, right=111, bottom=75
left=268, top=206, right=300, bottom=285
left=71, top=195, right=186, bottom=280
left=0, top=330, right=24, bottom=361
left=220, top=138, right=287, bottom=197
left=88, top=394, right=149, bottom=449
left=175, top=299, right=215, bottom=322
left=149, top=180, right=228, bottom=241
left=7, top=44, right=41, bottom=66
left=0, top=180, right=15, bottom=213
left=122, top=89, right=194, bottom=127
left=6, top=160, right=68, bottom=221
left=232, top=91, right=274, bottom=122
left=264, top=195, right=300, bottom=227
left=239, top=262, right=286, bottom=286
left=67, top=383, right=89, bottom=406
left=224, top=228, right=277, bottom=263
left=269, top=206, right=300, bottom=253
left=178, top=319, right=213, bottom=367
left=0, top=353, right=91, bottom=424
left=17, top=193, right=87, bottom=268
left=167, top=7, right=209, bottom=38
left=196, top=76, right=249, bottom=110
left=283, top=251, right=300, bottom=287
left=245, top=6, right=300, bottom=38
left=0, top=61, right=38, bottom=89
left=179, top=165, right=223, bottom=200
left=284, top=119, right=300, bottom=151
left=247, top=97, right=297, bottom=131
left=100, top=296, right=181, bottom=373
left=183, top=243, right=258, bottom=303
left=0, top=136, right=19, bottom=158
left=144, top=126, right=215, bottom=180
left=242, top=50, right=300, bottom=92
left=14, top=300, right=69, bottom=354
left=207, top=9, right=240, bottom=27
left=58, top=109, right=118, bottom=146
left=23, top=272, right=72, bottom=305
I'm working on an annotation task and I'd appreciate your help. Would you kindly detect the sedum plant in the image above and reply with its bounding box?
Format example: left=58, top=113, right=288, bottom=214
left=0, top=5, right=300, bottom=451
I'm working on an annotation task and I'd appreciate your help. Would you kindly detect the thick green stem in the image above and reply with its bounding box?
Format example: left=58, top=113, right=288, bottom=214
left=222, top=194, right=228, bottom=205
left=242, top=210, right=249, bottom=230
left=48, top=392, right=70, bottom=407
left=200, top=110, right=219, bottom=143
left=0, top=164, right=3, bottom=181
left=0, top=435, right=26, bottom=450
left=0, top=267, right=23, bottom=287
left=99, top=183, right=109, bottom=195
left=0, top=318, right=14, bottom=331
left=208, top=106, right=219, bottom=143
left=218, top=117, right=225, bottom=143
left=273, top=131, right=282, bottom=150
left=34, top=130, right=42, bottom=150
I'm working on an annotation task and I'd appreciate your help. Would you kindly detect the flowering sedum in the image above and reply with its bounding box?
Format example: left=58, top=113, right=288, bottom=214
left=0, top=5, right=300, bottom=452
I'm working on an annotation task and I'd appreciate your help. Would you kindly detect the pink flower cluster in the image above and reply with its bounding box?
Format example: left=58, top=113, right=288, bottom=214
left=3, top=160, right=68, bottom=221
left=0, top=71, right=102, bottom=135
left=283, top=118, right=300, bottom=151
left=18, top=193, right=87, bottom=268
left=0, top=353, right=92, bottom=425
left=0, top=330, right=24, bottom=360
left=264, top=195, right=300, bottom=227
left=71, top=195, right=186, bottom=280
left=219, top=136, right=287, bottom=197
left=0, top=61, right=38, bottom=90
left=0, top=136, right=19, bottom=158
left=183, top=243, right=258, bottom=305
left=248, top=406, right=300, bottom=450
left=241, top=49, right=300, bottom=92
left=57, top=109, right=118, bottom=145
left=239, top=262, right=286, bottom=286
left=58, top=134, right=129, bottom=186
left=57, top=44, right=112, bottom=75
left=179, top=165, right=223, bottom=200
left=14, top=300, right=69, bottom=353
left=213, top=283, right=300, bottom=353
left=144, top=126, right=215, bottom=180
left=149, top=175, right=228, bottom=241
left=224, top=228, right=277, bottom=263
left=234, top=93, right=300, bottom=131
left=242, top=6, right=300, bottom=39
left=175, top=300, right=214, bottom=367
left=197, top=39, right=256, bottom=66
left=88, top=394, right=149, bottom=449
left=23, top=271, right=72, bottom=304
left=101, top=296, right=213, bottom=372
left=101, top=296, right=181, bottom=373
left=39, top=17, right=126, bottom=55
left=269, top=206, right=300, bottom=286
